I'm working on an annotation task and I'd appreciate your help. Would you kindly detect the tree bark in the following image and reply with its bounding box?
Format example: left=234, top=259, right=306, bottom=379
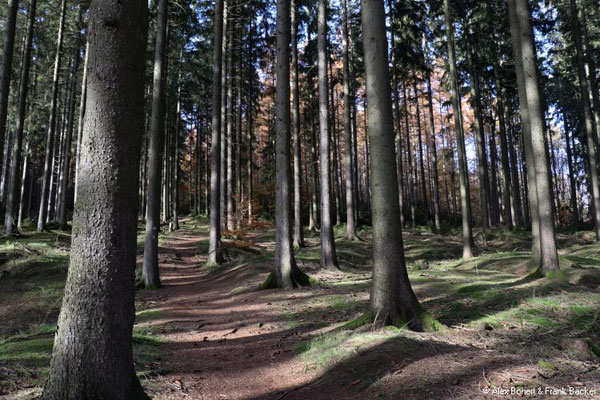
left=41, top=0, right=149, bottom=397
left=444, top=0, right=474, bottom=258
left=271, top=0, right=309, bottom=288
left=208, top=0, right=225, bottom=265
left=5, top=0, right=36, bottom=235
left=508, top=0, right=559, bottom=272
left=37, top=0, right=66, bottom=231
left=0, top=0, right=19, bottom=197
left=342, top=0, right=358, bottom=240
left=318, top=0, right=339, bottom=270
left=291, top=0, right=305, bottom=247
left=465, top=23, right=491, bottom=232
left=570, top=0, right=600, bottom=240
left=362, top=0, right=438, bottom=331
left=142, top=0, right=168, bottom=287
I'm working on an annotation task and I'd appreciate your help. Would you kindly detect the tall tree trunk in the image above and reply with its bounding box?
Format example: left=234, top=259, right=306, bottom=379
left=142, top=0, right=168, bottom=288
left=226, top=17, right=235, bottom=232
left=559, top=78, right=579, bottom=227
left=291, top=0, right=304, bottom=247
left=317, top=0, right=339, bottom=270
left=424, top=52, right=441, bottom=230
left=496, top=78, right=513, bottom=228
left=570, top=0, right=600, bottom=240
left=270, top=0, right=309, bottom=288
left=444, top=0, right=474, bottom=258
left=402, top=84, right=416, bottom=227
left=342, top=0, right=358, bottom=240
left=5, top=0, right=36, bottom=235
left=37, top=0, right=66, bottom=231
left=220, top=3, right=229, bottom=232
left=465, top=23, right=491, bottom=232
left=41, top=0, right=149, bottom=397
left=208, top=0, right=225, bottom=265
left=57, top=9, right=83, bottom=230
left=0, top=0, right=19, bottom=195
left=362, top=0, right=439, bottom=331
left=508, top=0, right=559, bottom=273
left=173, top=72, right=181, bottom=230
left=413, top=80, right=429, bottom=224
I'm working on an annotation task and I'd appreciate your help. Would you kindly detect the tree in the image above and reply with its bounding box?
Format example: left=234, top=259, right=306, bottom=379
left=0, top=0, right=19, bottom=195
left=342, top=0, right=359, bottom=240
left=41, top=0, right=149, bottom=397
left=142, top=0, right=169, bottom=288
left=37, top=0, right=67, bottom=231
left=291, top=0, right=305, bottom=248
left=570, top=0, right=600, bottom=241
left=5, top=0, right=37, bottom=235
left=508, top=0, right=559, bottom=274
left=361, top=0, right=440, bottom=331
left=317, top=0, right=340, bottom=271
left=208, top=0, right=225, bottom=265
left=268, top=0, right=310, bottom=289
left=444, top=0, right=474, bottom=259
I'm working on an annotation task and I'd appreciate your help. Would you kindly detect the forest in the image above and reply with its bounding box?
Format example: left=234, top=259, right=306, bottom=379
left=0, top=0, right=599, bottom=398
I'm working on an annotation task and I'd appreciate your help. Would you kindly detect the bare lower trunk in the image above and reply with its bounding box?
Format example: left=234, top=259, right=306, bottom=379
left=208, top=0, right=225, bottom=265
left=42, top=1, right=149, bottom=397
left=444, top=0, right=474, bottom=258
left=570, top=0, right=600, bottom=240
left=272, top=0, right=309, bottom=288
left=362, top=0, right=438, bottom=331
left=509, top=0, right=559, bottom=273
left=317, top=0, right=339, bottom=270
left=5, top=0, right=36, bottom=235
left=142, top=0, right=168, bottom=287
left=291, top=1, right=304, bottom=247
left=37, top=0, right=66, bottom=231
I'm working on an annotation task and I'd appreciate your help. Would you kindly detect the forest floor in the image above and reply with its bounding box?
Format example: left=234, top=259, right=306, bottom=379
left=0, top=218, right=599, bottom=399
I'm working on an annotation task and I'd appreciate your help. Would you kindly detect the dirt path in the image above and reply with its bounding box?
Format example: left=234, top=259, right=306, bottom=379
left=133, top=226, right=600, bottom=400
left=135, top=227, right=324, bottom=400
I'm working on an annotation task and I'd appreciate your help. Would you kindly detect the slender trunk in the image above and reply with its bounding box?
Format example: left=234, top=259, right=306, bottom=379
left=318, top=0, right=339, bottom=270
left=342, top=0, right=358, bottom=239
left=571, top=0, right=600, bottom=240
left=465, top=23, right=491, bottom=232
left=509, top=0, right=559, bottom=272
left=291, top=0, right=304, bottom=247
left=5, top=0, right=36, bottom=235
left=0, top=0, right=19, bottom=195
left=424, top=60, right=441, bottom=229
left=271, top=0, right=309, bottom=288
left=444, top=0, right=474, bottom=258
left=37, top=0, right=66, bottom=231
left=208, top=0, right=225, bottom=265
left=142, top=0, right=168, bottom=287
